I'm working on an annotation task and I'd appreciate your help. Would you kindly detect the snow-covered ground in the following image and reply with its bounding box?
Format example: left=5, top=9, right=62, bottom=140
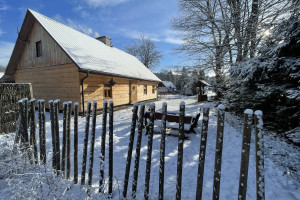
left=0, top=95, right=299, bottom=199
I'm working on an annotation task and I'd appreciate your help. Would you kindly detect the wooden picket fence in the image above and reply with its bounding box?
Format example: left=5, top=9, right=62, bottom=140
left=15, top=98, right=265, bottom=200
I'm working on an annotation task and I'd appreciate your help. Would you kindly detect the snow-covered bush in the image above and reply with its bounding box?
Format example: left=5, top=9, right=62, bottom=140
left=225, top=18, right=300, bottom=132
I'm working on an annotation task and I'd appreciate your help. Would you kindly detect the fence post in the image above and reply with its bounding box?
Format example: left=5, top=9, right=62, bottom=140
left=132, top=103, right=145, bottom=199
left=54, top=100, right=60, bottom=172
left=23, top=98, right=29, bottom=144
left=18, top=99, right=25, bottom=146
left=49, top=100, right=56, bottom=170
left=108, top=100, right=114, bottom=197
left=99, top=100, right=108, bottom=192
left=238, top=109, right=253, bottom=200
left=74, top=102, right=79, bottom=184
left=254, top=110, right=265, bottom=200
left=81, top=101, right=91, bottom=185
left=159, top=102, right=167, bottom=200
left=38, top=100, right=46, bottom=164
left=66, top=101, right=72, bottom=179
left=196, top=104, right=210, bottom=200
left=212, top=104, right=225, bottom=200
left=14, top=107, right=21, bottom=145
left=29, top=99, right=38, bottom=164
left=144, top=103, right=155, bottom=200
left=62, top=102, right=67, bottom=177
left=176, top=102, right=185, bottom=200
left=88, top=101, right=97, bottom=186
left=123, top=103, right=138, bottom=198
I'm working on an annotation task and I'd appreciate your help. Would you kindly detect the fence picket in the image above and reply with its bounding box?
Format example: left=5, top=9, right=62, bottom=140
left=18, top=100, right=25, bottom=146
left=29, top=99, right=38, bottom=164
left=49, top=100, right=56, bottom=170
left=159, top=102, right=167, bottom=200
left=62, top=102, right=67, bottom=177
left=54, top=100, right=60, bottom=172
left=99, top=100, right=108, bottom=192
left=81, top=101, right=91, bottom=185
left=176, top=102, right=185, bottom=200
left=66, top=101, right=72, bottom=179
left=254, top=111, right=265, bottom=200
left=122, top=103, right=138, bottom=198
left=196, top=104, right=210, bottom=200
left=74, top=102, right=79, bottom=184
left=144, top=103, right=155, bottom=200
left=108, top=100, right=114, bottom=197
left=88, top=101, right=97, bottom=186
left=38, top=100, right=46, bottom=164
left=212, top=104, right=225, bottom=200
left=238, top=109, right=253, bottom=200
left=132, top=103, right=145, bottom=199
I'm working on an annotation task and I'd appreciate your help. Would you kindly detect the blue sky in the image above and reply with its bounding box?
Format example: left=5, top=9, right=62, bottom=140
left=0, top=0, right=187, bottom=72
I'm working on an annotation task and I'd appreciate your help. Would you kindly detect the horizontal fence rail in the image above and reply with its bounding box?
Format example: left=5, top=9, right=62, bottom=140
left=14, top=98, right=265, bottom=199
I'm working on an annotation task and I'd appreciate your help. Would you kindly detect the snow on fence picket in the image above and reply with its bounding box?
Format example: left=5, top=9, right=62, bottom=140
left=14, top=98, right=265, bottom=200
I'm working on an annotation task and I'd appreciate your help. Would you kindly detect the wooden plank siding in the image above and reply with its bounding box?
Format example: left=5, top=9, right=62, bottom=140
left=17, top=21, right=72, bottom=69
left=80, top=73, right=158, bottom=111
left=137, top=82, right=158, bottom=102
left=15, top=64, right=81, bottom=110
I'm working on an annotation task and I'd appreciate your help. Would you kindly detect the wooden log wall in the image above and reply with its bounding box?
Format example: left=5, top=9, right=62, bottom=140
left=0, top=83, right=33, bottom=134
left=15, top=64, right=81, bottom=110
left=80, top=73, right=158, bottom=112
left=17, top=21, right=72, bottom=69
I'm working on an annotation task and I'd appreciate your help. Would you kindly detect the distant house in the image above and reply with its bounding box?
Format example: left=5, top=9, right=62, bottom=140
left=1, top=9, right=161, bottom=112
left=158, top=81, right=176, bottom=93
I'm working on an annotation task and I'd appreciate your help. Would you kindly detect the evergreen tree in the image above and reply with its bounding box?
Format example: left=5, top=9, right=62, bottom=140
left=225, top=12, right=300, bottom=131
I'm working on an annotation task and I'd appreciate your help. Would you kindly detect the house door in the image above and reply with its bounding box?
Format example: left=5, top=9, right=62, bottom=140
left=130, top=82, right=137, bottom=104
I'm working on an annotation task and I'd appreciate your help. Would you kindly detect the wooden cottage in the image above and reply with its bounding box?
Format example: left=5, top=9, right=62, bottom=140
left=1, top=9, right=161, bottom=112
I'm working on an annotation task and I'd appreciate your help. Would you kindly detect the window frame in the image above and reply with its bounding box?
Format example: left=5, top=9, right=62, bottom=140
left=104, top=84, right=112, bottom=99
left=36, top=41, right=42, bottom=57
left=152, top=85, right=156, bottom=94
left=144, top=85, right=147, bottom=95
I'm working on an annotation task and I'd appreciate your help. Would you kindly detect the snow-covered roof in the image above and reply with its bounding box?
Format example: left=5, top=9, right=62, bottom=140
left=0, top=72, right=3, bottom=79
left=161, top=81, right=176, bottom=89
left=29, top=9, right=160, bottom=82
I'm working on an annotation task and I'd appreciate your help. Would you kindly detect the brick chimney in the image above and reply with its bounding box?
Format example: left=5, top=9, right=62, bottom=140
left=96, top=36, right=112, bottom=47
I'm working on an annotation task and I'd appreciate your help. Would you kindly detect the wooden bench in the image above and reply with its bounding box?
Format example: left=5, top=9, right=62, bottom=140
left=144, top=111, right=200, bottom=134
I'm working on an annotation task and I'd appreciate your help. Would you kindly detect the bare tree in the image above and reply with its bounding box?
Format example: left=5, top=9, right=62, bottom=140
left=172, top=0, right=232, bottom=97
left=172, top=0, right=292, bottom=97
left=125, top=35, right=162, bottom=69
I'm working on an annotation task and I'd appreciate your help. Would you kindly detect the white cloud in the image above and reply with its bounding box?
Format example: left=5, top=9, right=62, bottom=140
left=53, top=14, right=63, bottom=22
left=164, top=37, right=183, bottom=45
left=0, top=29, right=4, bottom=36
left=118, top=28, right=184, bottom=45
left=0, top=5, right=8, bottom=11
left=83, top=0, right=131, bottom=7
left=0, top=41, right=14, bottom=67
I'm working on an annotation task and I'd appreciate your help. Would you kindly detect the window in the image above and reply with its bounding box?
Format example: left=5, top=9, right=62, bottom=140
left=152, top=85, right=156, bottom=94
left=104, top=84, right=112, bottom=98
left=36, top=41, right=42, bottom=57
left=144, top=85, right=147, bottom=95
